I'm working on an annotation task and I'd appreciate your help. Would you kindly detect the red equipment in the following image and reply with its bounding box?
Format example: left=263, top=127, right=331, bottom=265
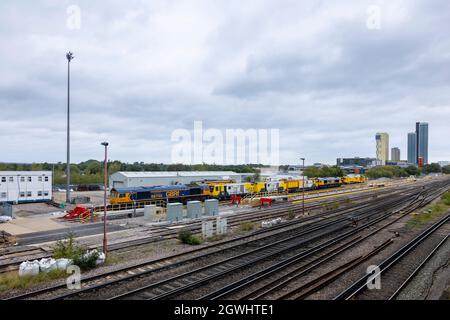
left=260, top=198, right=273, bottom=207
left=63, top=206, right=91, bottom=220
left=418, top=157, right=424, bottom=168
left=230, top=195, right=242, bottom=205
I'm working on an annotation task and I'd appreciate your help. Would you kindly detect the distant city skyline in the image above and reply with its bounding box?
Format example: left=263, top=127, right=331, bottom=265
left=416, top=122, right=429, bottom=164
left=391, top=147, right=400, bottom=161
left=375, top=133, right=389, bottom=163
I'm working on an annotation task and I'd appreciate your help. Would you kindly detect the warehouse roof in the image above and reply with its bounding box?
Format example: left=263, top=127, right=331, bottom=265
left=112, top=171, right=240, bottom=178
left=0, top=171, right=52, bottom=175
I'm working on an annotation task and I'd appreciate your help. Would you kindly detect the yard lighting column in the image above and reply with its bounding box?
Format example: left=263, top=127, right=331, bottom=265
left=66, top=52, right=74, bottom=204
left=101, top=142, right=109, bottom=257
left=301, top=157, right=305, bottom=215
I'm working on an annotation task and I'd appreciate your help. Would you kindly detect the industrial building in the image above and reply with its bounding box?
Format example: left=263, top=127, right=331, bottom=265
left=336, top=157, right=379, bottom=168
left=109, top=171, right=242, bottom=189
left=375, top=132, right=389, bottom=163
left=0, top=171, right=52, bottom=204
left=391, top=147, right=400, bottom=161
left=386, top=160, right=409, bottom=168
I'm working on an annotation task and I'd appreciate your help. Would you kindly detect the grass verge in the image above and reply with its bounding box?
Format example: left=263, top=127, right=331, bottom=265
left=406, top=191, right=450, bottom=229
left=0, top=269, right=66, bottom=293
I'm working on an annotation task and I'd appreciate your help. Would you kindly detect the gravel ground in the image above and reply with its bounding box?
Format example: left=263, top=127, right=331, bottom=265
left=395, top=236, right=450, bottom=300
left=306, top=208, right=450, bottom=300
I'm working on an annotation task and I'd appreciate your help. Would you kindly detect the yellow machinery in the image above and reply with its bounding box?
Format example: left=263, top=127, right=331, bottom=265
left=341, top=174, right=368, bottom=184
left=312, top=177, right=342, bottom=188
left=279, top=179, right=300, bottom=192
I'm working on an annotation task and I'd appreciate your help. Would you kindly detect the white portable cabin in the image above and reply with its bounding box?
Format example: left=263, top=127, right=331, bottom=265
left=223, top=183, right=253, bottom=195
left=0, top=171, right=52, bottom=204
left=265, top=181, right=281, bottom=192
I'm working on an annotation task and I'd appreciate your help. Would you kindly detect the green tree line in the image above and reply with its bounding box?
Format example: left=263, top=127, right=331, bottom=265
left=303, top=166, right=345, bottom=178
left=366, top=163, right=448, bottom=179
left=0, top=161, right=263, bottom=184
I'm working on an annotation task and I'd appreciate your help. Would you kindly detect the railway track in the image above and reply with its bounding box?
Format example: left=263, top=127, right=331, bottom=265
left=105, top=181, right=448, bottom=300
left=0, top=185, right=403, bottom=274
left=197, top=186, right=437, bottom=300
left=239, top=183, right=449, bottom=301
left=231, top=187, right=442, bottom=300
left=112, top=192, right=425, bottom=300
left=334, top=206, right=450, bottom=300
left=4, top=183, right=426, bottom=300
left=4, top=178, right=448, bottom=300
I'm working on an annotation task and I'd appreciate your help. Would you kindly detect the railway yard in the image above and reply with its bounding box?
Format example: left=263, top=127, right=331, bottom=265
left=0, top=175, right=449, bottom=300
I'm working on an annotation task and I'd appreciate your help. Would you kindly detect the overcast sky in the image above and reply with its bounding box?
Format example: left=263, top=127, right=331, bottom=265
left=1, top=0, right=449, bottom=165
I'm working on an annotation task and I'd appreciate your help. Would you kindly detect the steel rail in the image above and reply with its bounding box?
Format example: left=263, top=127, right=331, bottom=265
left=334, top=211, right=450, bottom=300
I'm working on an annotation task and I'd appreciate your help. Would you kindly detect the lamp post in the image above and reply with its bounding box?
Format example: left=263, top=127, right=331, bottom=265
left=101, top=141, right=109, bottom=257
left=300, top=157, right=305, bottom=215
left=66, top=51, right=74, bottom=204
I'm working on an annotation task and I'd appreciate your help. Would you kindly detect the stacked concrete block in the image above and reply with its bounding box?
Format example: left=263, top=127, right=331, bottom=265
left=167, top=202, right=183, bottom=222
left=202, top=220, right=214, bottom=238
left=187, top=200, right=202, bottom=219
left=216, top=217, right=228, bottom=235
left=144, top=205, right=157, bottom=221
left=204, top=199, right=219, bottom=216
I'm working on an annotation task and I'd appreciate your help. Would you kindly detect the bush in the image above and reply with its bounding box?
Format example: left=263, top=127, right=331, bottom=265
left=239, top=222, right=257, bottom=231
left=178, top=229, right=202, bottom=245
left=366, top=166, right=409, bottom=179
left=287, top=210, right=296, bottom=220
left=73, top=250, right=100, bottom=270
left=53, top=232, right=82, bottom=259
left=52, top=232, right=99, bottom=270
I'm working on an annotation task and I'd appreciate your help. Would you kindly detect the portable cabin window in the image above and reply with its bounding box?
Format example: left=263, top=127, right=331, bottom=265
left=20, top=192, right=25, bottom=197
left=20, top=177, right=25, bottom=182
left=27, top=191, right=32, bottom=197
left=0, top=192, right=6, bottom=198
left=38, top=177, right=42, bottom=182
left=9, top=177, right=14, bottom=182
left=1, top=177, right=5, bottom=182
left=45, top=176, right=49, bottom=182
left=44, top=191, right=49, bottom=196
left=28, top=177, right=32, bottom=182
left=37, top=191, right=43, bottom=196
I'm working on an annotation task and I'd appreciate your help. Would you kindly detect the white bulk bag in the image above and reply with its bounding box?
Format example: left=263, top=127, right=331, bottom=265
left=18, top=260, right=40, bottom=276
left=96, top=252, right=106, bottom=265
left=56, top=258, right=73, bottom=270
left=39, top=258, right=57, bottom=273
left=0, top=216, right=12, bottom=223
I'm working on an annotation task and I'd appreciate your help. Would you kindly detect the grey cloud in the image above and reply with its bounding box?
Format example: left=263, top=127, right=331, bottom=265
left=0, top=0, right=449, bottom=164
